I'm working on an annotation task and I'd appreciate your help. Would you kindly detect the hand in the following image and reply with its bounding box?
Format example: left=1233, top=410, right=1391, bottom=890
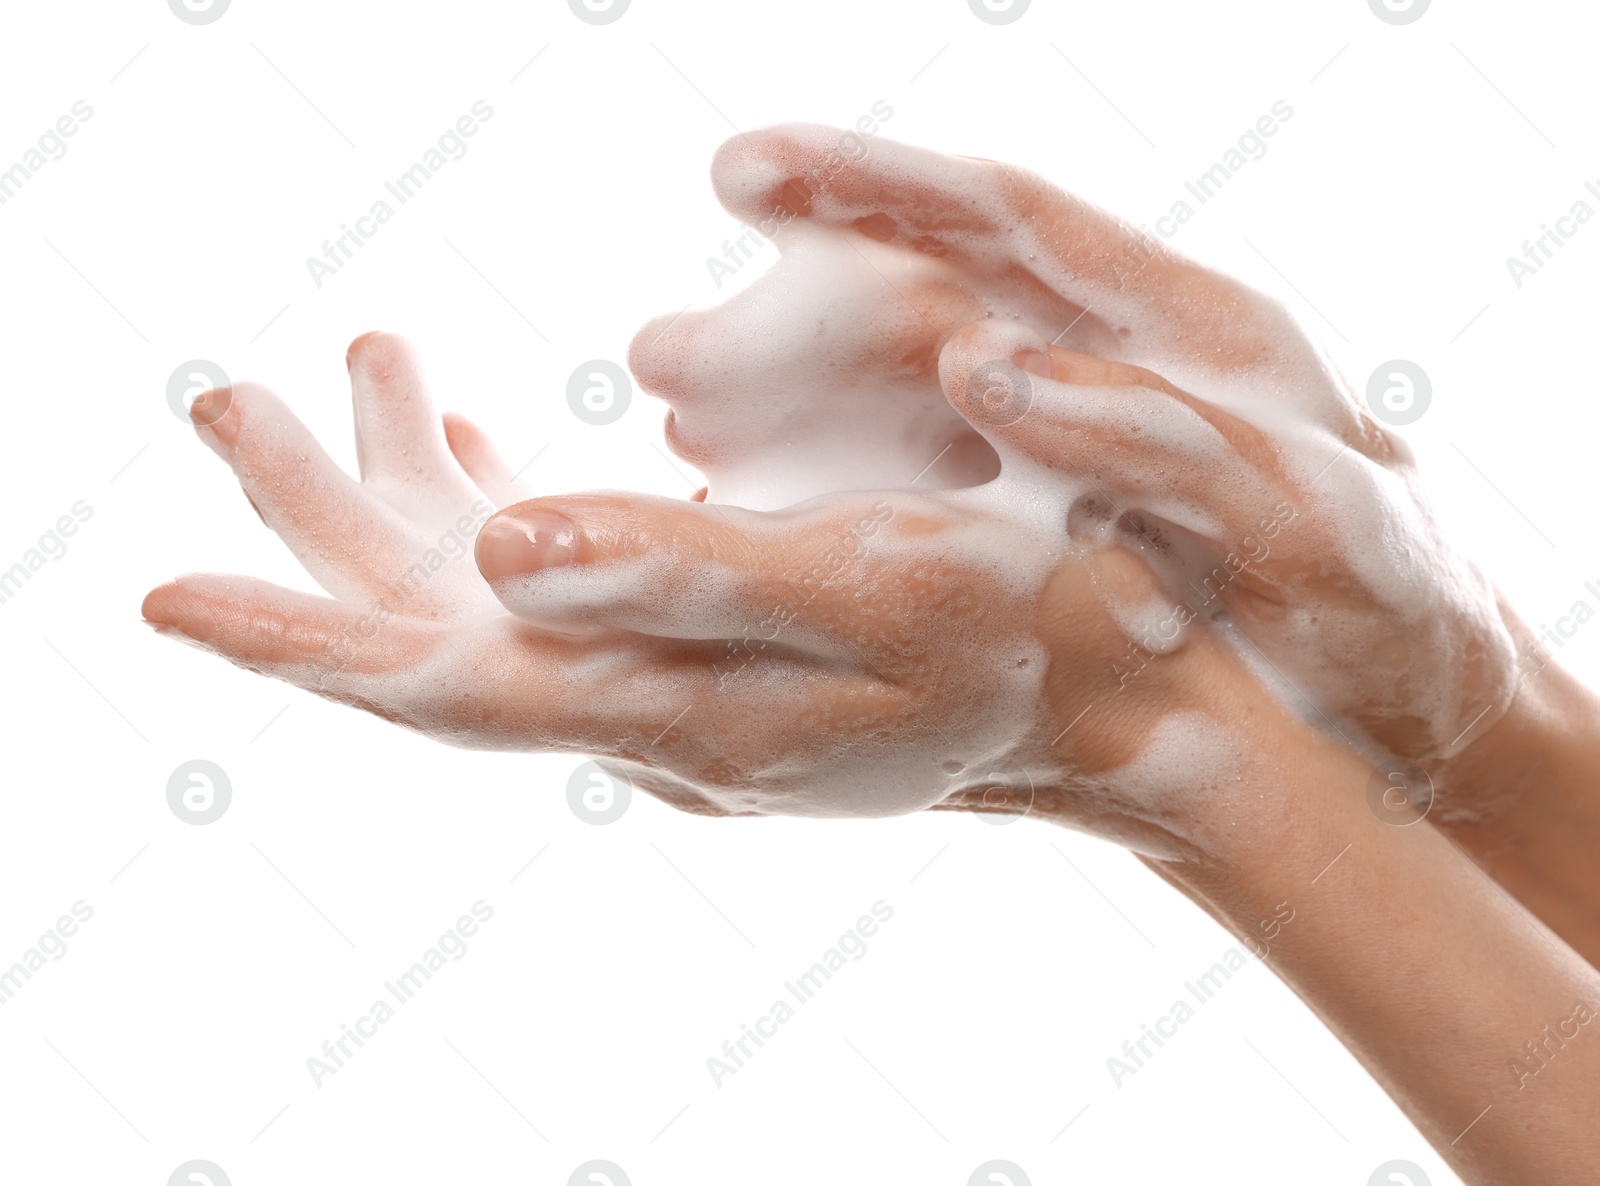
left=169, top=331, right=537, bottom=625
left=470, top=314, right=1330, bottom=852
left=634, top=125, right=1519, bottom=763
left=142, top=332, right=710, bottom=759
left=144, top=329, right=1302, bottom=853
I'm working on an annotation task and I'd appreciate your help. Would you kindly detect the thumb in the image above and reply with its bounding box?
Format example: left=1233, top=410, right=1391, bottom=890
left=473, top=492, right=863, bottom=652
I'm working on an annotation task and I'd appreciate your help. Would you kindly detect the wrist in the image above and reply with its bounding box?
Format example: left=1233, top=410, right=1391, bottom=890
left=1144, top=724, right=1380, bottom=925
left=1434, top=645, right=1600, bottom=826
left=1039, top=666, right=1380, bottom=906
left=1031, top=604, right=1385, bottom=881
left=1426, top=615, right=1600, bottom=965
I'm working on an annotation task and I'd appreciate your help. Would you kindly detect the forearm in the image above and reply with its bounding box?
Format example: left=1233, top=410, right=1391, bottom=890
left=1139, top=736, right=1600, bottom=1184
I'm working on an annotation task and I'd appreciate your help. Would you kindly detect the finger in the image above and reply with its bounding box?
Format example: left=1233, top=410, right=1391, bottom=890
left=709, top=124, right=1286, bottom=371
left=937, top=320, right=1287, bottom=547
left=473, top=492, right=893, bottom=653
left=142, top=572, right=444, bottom=682
left=346, top=332, right=481, bottom=507
left=628, top=228, right=980, bottom=410
left=189, top=382, right=483, bottom=618
left=442, top=412, right=538, bottom=508
left=140, top=573, right=873, bottom=762
left=139, top=572, right=645, bottom=743
left=708, top=124, right=999, bottom=253
left=628, top=231, right=998, bottom=503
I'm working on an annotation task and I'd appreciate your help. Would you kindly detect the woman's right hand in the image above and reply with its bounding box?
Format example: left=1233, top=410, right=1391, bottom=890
left=631, top=124, right=1522, bottom=766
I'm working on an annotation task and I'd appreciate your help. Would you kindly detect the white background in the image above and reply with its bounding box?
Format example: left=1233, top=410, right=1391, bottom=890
left=1, top=0, right=1596, bottom=1183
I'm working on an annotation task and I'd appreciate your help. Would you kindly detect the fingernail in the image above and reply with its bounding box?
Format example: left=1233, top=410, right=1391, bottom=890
left=347, top=330, right=383, bottom=372
left=475, top=509, right=578, bottom=579
left=190, top=386, right=235, bottom=436
left=1015, top=348, right=1053, bottom=379
left=141, top=583, right=217, bottom=644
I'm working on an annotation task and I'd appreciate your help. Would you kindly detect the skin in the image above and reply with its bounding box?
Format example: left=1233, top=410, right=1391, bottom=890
left=1141, top=733, right=1600, bottom=1185
left=141, top=132, right=1600, bottom=1180
left=143, top=325, right=1286, bottom=836
left=1430, top=647, right=1600, bottom=968
left=643, top=125, right=1519, bottom=767
left=655, top=124, right=1600, bottom=970
left=142, top=329, right=1600, bottom=1182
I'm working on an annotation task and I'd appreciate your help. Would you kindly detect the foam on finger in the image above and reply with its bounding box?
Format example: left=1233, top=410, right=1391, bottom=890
left=347, top=331, right=480, bottom=508
left=642, top=126, right=1521, bottom=767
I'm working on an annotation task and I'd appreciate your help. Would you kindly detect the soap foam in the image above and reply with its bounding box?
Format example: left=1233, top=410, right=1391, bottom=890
left=160, top=126, right=1519, bottom=833
left=626, top=123, right=1517, bottom=776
